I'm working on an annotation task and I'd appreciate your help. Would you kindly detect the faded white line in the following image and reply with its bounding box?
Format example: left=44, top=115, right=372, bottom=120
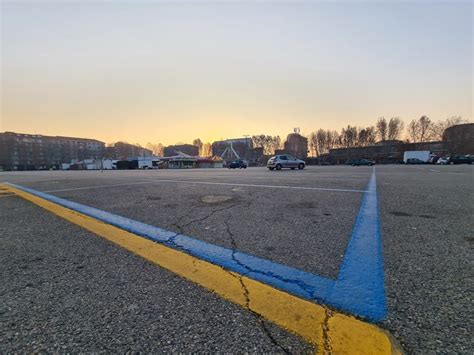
left=43, top=181, right=156, bottom=193
left=43, top=178, right=367, bottom=193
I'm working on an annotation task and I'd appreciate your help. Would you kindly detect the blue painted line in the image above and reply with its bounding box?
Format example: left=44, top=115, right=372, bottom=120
left=5, top=182, right=333, bottom=304
left=5, top=170, right=386, bottom=321
left=330, top=168, right=387, bottom=321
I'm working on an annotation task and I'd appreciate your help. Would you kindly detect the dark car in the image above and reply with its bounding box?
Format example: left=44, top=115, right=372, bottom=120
left=448, top=155, right=472, bottom=165
left=345, top=159, right=375, bottom=166
left=406, top=158, right=425, bottom=164
left=228, top=159, right=248, bottom=169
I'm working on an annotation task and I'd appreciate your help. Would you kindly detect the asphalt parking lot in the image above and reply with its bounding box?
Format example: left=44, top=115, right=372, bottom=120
left=1, top=165, right=472, bottom=353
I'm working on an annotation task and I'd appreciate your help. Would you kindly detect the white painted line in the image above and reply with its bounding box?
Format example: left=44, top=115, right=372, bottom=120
left=43, top=181, right=155, bottom=193
left=42, top=178, right=367, bottom=193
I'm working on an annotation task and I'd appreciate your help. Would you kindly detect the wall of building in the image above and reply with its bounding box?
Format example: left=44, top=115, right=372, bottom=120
left=0, top=132, right=105, bottom=170
left=164, top=144, right=199, bottom=157
left=443, top=123, right=474, bottom=155
left=282, top=133, right=308, bottom=159
left=105, top=142, right=152, bottom=160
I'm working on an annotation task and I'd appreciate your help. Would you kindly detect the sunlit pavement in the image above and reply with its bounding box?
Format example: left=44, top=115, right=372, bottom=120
left=1, top=165, right=472, bottom=353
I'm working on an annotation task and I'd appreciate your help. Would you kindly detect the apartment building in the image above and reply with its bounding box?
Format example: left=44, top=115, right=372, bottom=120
left=0, top=132, right=105, bottom=170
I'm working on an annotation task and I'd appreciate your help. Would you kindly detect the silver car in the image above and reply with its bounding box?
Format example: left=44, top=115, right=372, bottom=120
left=267, top=155, right=306, bottom=170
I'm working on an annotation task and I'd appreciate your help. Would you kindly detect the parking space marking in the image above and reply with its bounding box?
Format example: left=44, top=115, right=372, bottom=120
left=38, top=178, right=368, bottom=194
left=1, top=182, right=400, bottom=354
left=3, top=169, right=384, bottom=321
left=330, top=169, right=386, bottom=321
left=42, top=181, right=162, bottom=193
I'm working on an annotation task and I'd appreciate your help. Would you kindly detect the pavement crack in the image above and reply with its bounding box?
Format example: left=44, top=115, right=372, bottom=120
left=165, top=203, right=239, bottom=253
left=225, top=216, right=316, bottom=299
left=322, top=305, right=333, bottom=355
left=224, top=217, right=290, bottom=354
left=178, top=202, right=238, bottom=231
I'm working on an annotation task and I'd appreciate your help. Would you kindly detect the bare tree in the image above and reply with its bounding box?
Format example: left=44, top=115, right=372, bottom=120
left=357, top=126, right=376, bottom=146
left=376, top=117, right=388, bottom=141
left=269, top=136, right=281, bottom=155
left=430, top=116, right=467, bottom=140
left=339, top=126, right=358, bottom=148
left=192, top=138, right=203, bottom=155
left=145, top=142, right=164, bottom=156
left=201, top=142, right=212, bottom=157
left=388, top=117, right=405, bottom=140
left=309, top=132, right=318, bottom=156
left=418, top=115, right=432, bottom=142
left=316, top=129, right=327, bottom=155
left=325, top=130, right=339, bottom=152
left=252, top=135, right=281, bottom=155
left=407, top=119, right=420, bottom=142
left=366, top=126, right=377, bottom=145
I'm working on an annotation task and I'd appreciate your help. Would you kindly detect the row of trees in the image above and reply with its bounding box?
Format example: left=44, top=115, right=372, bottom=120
left=142, top=115, right=467, bottom=158
left=309, top=116, right=466, bottom=156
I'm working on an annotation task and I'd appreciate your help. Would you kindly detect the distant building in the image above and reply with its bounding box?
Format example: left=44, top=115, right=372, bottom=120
left=374, top=140, right=404, bottom=146
left=443, top=123, right=474, bottom=155
left=282, top=133, right=308, bottom=159
left=105, top=142, right=152, bottom=160
left=164, top=144, right=199, bottom=157
left=196, top=157, right=225, bottom=169
left=168, top=157, right=197, bottom=169
left=0, top=131, right=104, bottom=171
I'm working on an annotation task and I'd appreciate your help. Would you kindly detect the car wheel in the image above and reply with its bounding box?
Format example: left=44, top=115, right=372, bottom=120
left=449, top=162, right=454, bottom=165
left=298, top=163, right=305, bottom=170
left=276, top=164, right=282, bottom=170
left=268, top=167, right=274, bottom=170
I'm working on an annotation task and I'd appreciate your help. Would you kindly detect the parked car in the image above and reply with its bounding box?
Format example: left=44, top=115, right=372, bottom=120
left=267, top=155, right=305, bottom=170
left=437, top=156, right=449, bottom=165
left=345, top=159, right=375, bottom=166
left=406, top=158, right=425, bottom=164
left=228, top=159, right=248, bottom=169
left=428, top=155, right=441, bottom=164
left=447, top=155, right=472, bottom=165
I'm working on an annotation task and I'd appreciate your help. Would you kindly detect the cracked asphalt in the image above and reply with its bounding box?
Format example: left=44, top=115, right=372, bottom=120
left=0, top=195, right=312, bottom=353
left=1, top=165, right=473, bottom=353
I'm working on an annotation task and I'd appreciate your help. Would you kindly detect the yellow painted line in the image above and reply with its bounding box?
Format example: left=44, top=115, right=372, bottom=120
left=0, top=190, right=15, bottom=197
left=2, top=183, right=401, bottom=354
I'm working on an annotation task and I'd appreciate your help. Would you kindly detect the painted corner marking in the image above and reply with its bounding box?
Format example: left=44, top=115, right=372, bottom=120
left=1, top=181, right=399, bottom=354
left=2, top=169, right=386, bottom=321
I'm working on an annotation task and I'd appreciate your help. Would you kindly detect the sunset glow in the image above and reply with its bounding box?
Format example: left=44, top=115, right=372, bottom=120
left=1, top=1, right=472, bottom=145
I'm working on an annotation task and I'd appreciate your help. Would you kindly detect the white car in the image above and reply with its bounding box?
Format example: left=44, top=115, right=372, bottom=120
left=437, top=157, right=449, bottom=165
left=267, top=155, right=306, bottom=170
